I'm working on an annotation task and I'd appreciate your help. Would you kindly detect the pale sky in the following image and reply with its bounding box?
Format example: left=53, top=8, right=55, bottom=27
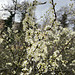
left=0, top=0, right=73, bottom=22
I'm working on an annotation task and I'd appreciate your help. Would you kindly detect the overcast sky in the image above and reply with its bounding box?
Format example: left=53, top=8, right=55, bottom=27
left=0, top=0, right=73, bottom=22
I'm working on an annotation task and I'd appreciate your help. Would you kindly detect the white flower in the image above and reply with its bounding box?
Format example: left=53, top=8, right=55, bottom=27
left=29, top=67, right=32, bottom=74
left=22, top=60, right=28, bottom=67
left=71, top=31, right=75, bottom=35
left=72, top=60, right=75, bottom=63
left=34, top=34, right=38, bottom=41
left=51, top=62, right=59, bottom=68
left=6, top=63, right=12, bottom=66
left=44, top=25, right=51, bottom=30
left=0, top=38, right=4, bottom=44
left=56, top=55, right=62, bottom=61
left=53, top=50, right=59, bottom=57
left=7, top=27, right=11, bottom=33
left=22, top=67, right=28, bottom=71
left=51, top=71, right=55, bottom=75
left=20, top=72, right=24, bottom=75
left=37, top=62, right=48, bottom=73
left=14, top=30, right=18, bottom=33
left=38, top=34, right=43, bottom=39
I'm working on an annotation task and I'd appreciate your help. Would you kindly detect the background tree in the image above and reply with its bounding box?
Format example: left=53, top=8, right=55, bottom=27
left=59, top=12, right=68, bottom=28
left=56, top=5, right=75, bottom=30
left=0, top=0, right=47, bottom=32
left=0, top=0, right=29, bottom=31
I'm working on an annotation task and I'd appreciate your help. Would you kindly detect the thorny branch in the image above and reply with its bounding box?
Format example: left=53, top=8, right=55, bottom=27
left=55, top=36, right=75, bottom=60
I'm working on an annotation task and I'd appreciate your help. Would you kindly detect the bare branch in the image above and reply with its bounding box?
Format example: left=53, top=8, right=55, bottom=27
left=51, top=0, right=57, bottom=20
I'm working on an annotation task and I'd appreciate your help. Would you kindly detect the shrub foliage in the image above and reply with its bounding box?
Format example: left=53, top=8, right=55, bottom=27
left=0, top=0, right=75, bottom=75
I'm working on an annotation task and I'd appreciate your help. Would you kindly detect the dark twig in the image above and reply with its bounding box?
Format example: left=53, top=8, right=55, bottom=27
left=52, top=0, right=57, bottom=20
left=51, top=0, right=57, bottom=26
left=55, top=36, right=75, bottom=60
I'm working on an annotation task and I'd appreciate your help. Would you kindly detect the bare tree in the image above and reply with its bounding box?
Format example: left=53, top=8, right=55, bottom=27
left=0, top=0, right=47, bottom=31
left=0, top=0, right=29, bottom=31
